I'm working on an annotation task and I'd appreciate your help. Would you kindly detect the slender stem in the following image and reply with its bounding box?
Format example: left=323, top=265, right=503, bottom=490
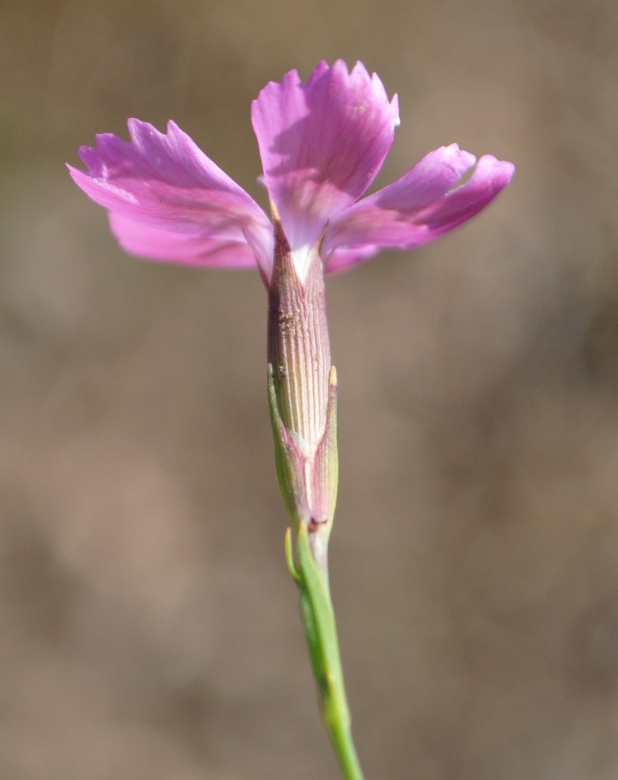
left=290, top=525, right=365, bottom=780
left=327, top=707, right=365, bottom=780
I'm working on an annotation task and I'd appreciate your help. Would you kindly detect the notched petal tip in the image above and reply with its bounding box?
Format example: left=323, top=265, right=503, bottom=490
left=479, top=155, right=516, bottom=187
left=447, top=153, right=515, bottom=199
left=251, top=58, right=401, bottom=253
left=443, top=143, right=477, bottom=173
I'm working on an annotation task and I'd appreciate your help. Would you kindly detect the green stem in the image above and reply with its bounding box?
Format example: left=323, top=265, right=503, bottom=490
left=288, top=525, right=365, bottom=780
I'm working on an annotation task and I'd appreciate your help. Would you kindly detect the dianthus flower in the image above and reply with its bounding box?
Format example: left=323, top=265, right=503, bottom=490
left=69, top=60, right=514, bottom=777
left=69, top=60, right=513, bottom=560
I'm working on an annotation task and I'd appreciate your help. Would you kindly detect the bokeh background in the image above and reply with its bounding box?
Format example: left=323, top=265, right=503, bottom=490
left=1, top=0, right=617, bottom=778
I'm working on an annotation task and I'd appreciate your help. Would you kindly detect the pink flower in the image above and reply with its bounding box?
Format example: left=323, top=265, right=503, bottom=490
left=68, top=60, right=514, bottom=288
left=69, top=61, right=514, bottom=555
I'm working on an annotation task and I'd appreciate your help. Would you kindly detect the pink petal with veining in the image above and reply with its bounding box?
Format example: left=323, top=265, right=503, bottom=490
left=324, top=148, right=515, bottom=269
left=252, top=60, right=399, bottom=254
left=68, top=119, right=273, bottom=276
left=108, top=212, right=259, bottom=268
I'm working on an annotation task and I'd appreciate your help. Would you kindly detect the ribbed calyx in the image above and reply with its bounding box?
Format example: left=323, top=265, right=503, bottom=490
left=267, top=219, right=338, bottom=548
left=268, top=220, right=331, bottom=454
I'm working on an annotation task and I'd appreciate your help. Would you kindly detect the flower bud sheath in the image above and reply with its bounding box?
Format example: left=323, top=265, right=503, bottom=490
left=267, top=217, right=337, bottom=534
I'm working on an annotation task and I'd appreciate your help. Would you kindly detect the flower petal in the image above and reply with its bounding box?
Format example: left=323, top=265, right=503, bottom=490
left=324, top=146, right=515, bottom=270
left=108, top=211, right=259, bottom=268
left=68, top=119, right=274, bottom=277
left=326, top=245, right=381, bottom=274
left=251, top=60, right=399, bottom=253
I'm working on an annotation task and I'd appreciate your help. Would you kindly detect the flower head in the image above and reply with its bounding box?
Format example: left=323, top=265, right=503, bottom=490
left=69, top=61, right=514, bottom=556
left=68, top=60, right=514, bottom=288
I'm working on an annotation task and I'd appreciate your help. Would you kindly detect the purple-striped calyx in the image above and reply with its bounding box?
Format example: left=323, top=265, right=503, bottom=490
left=267, top=213, right=338, bottom=566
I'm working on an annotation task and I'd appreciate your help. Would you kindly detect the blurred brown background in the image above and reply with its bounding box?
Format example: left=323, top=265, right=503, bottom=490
left=1, top=0, right=617, bottom=778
